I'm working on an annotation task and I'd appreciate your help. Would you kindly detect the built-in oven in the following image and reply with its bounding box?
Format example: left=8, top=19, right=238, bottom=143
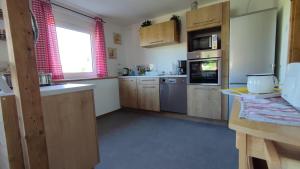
left=187, top=50, right=222, bottom=85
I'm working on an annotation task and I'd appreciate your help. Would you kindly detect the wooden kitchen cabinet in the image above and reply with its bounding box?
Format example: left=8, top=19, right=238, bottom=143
left=289, top=0, right=300, bottom=63
left=187, top=85, right=221, bottom=120
left=119, top=77, right=138, bottom=108
left=139, top=20, right=179, bottom=47
left=0, top=90, right=99, bottom=169
left=186, top=3, right=222, bottom=31
left=137, top=77, right=160, bottom=111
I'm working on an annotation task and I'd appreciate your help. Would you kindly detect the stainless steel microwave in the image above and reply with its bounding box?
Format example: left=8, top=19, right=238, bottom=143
left=188, top=33, right=220, bottom=52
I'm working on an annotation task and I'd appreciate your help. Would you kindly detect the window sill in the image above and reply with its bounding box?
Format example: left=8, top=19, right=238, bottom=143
left=53, top=76, right=118, bottom=83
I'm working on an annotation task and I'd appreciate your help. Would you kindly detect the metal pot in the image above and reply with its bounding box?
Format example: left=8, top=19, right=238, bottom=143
left=247, top=74, right=278, bottom=94
left=39, top=73, right=52, bottom=86
left=2, top=73, right=12, bottom=89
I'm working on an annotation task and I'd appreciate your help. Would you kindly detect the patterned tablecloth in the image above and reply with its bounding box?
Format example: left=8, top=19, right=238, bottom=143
left=240, top=97, right=300, bottom=126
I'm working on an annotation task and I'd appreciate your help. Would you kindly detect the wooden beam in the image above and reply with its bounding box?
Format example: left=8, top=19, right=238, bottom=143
left=264, top=140, right=282, bottom=169
left=2, top=0, right=50, bottom=169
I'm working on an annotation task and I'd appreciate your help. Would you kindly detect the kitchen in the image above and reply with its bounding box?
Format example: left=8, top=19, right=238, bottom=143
left=0, top=0, right=300, bottom=169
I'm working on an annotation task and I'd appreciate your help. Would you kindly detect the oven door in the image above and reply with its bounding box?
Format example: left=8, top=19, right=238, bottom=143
left=187, top=58, right=221, bottom=85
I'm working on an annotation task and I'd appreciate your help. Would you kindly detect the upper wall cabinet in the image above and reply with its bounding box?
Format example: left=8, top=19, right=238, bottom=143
left=139, top=20, right=180, bottom=48
left=186, top=3, right=222, bottom=31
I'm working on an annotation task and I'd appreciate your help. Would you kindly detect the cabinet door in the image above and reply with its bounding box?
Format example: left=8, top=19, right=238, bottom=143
left=139, top=27, right=152, bottom=46
left=160, top=20, right=179, bottom=43
left=187, top=85, right=221, bottom=120
left=139, top=21, right=179, bottom=47
left=119, top=78, right=138, bottom=108
left=138, top=84, right=160, bottom=111
left=186, top=3, right=222, bottom=30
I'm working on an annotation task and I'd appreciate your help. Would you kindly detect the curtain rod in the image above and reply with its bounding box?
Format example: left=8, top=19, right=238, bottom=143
left=51, top=2, right=106, bottom=23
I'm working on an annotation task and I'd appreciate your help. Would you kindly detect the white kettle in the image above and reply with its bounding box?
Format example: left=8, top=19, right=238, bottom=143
left=247, top=74, right=278, bottom=94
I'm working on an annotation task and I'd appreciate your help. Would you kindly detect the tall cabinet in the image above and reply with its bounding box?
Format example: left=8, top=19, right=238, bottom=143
left=186, top=1, right=230, bottom=120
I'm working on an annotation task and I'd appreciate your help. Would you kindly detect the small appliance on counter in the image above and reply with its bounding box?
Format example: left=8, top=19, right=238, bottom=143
left=122, top=68, right=130, bottom=76
left=39, top=73, right=52, bottom=86
left=177, top=60, right=187, bottom=75
left=0, top=75, right=12, bottom=93
left=282, top=63, right=300, bottom=110
left=2, top=73, right=53, bottom=88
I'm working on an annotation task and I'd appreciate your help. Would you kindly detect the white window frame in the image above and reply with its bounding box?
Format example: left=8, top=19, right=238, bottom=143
left=53, top=6, right=98, bottom=80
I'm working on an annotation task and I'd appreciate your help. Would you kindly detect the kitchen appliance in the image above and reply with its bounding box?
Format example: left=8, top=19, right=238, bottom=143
left=228, top=9, right=277, bottom=115
left=2, top=73, right=52, bottom=87
left=247, top=74, right=277, bottom=94
left=2, top=73, right=12, bottom=89
left=282, top=63, right=300, bottom=110
left=187, top=27, right=221, bottom=59
left=122, top=68, right=130, bottom=76
left=39, top=73, right=52, bottom=86
left=0, top=76, right=12, bottom=93
left=188, top=33, right=220, bottom=51
left=160, top=77, right=187, bottom=114
left=187, top=50, right=221, bottom=85
left=177, top=60, right=187, bottom=75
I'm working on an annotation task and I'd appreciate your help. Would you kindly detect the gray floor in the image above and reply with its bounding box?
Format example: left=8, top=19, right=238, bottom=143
left=95, top=110, right=238, bottom=169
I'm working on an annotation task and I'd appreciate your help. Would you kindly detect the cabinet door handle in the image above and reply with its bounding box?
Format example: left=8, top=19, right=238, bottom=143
left=150, top=40, right=164, bottom=44
left=193, top=19, right=215, bottom=25
left=143, top=86, right=156, bottom=89
left=141, top=79, right=155, bottom=82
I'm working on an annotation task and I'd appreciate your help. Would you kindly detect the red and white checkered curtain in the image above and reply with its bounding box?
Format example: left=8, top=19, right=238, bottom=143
left=94, top=17, right=108, bottom=78
left=32, top=0, right=64, bottom=80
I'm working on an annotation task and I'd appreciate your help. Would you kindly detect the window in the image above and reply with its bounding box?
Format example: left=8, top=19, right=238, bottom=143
left=56, top=27, right=95, bottom=78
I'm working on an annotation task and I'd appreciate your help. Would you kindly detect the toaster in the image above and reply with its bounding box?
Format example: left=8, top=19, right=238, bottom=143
left=281, top=63, right=300, bottom=110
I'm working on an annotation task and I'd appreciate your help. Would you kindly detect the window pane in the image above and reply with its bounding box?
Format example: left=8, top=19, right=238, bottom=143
left=56, top=27, right=93, bottom=73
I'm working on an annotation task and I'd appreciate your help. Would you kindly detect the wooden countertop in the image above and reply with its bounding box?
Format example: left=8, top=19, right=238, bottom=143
left=229, top=98, right=300, bottom=147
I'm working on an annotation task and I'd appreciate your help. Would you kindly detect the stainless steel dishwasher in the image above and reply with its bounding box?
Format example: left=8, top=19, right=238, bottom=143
left=160, top=77, right=187, bottom=114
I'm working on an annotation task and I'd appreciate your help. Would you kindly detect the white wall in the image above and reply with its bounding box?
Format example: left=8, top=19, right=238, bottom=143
left=276, top=0, right=291, bottom=84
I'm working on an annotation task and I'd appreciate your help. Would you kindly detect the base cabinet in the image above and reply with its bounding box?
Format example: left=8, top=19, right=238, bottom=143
left=138, top=84, right=160, bottom=111
left=119, top=78, right=138, bottom=108
left=187, top=85, right=221, bottom=120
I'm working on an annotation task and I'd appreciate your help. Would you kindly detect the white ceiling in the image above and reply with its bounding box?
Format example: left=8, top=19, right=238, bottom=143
left=52, top=0, right=217, bottom=25
left=43, top=0, right=279, bottom=25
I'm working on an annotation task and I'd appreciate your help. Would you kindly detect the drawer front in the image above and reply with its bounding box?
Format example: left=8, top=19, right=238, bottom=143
left=138, top=77, right=159, bottom=85
left=119, top=77, right=137, bottom=82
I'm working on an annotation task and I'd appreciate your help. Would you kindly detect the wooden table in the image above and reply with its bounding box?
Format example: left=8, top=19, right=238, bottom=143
left=229, top=98, right=300, bottom=169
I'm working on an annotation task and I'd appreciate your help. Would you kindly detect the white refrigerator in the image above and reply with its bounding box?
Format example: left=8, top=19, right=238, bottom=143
left=228, top=9, right=277, bottom=116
